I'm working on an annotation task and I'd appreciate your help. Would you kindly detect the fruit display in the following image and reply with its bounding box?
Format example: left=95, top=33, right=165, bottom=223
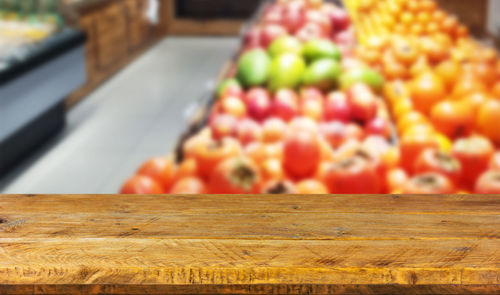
left=0, top=0, right=62, bottom=68
left=122, top=0, right=500, bottom=195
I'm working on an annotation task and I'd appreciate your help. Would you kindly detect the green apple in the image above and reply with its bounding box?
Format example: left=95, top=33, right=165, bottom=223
left=340, top=67, right=384, bottom=91
left=237, top=49, right=271, bottom=87
left=302, top=59, right=341, bottom=91
left=268, top=53, right=306, bottom=92
left=268, top=36, right=303, bottom=58
left=303, top=39, right=342, bottom=63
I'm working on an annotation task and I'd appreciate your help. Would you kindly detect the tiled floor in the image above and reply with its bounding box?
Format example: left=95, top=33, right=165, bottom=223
left=0, top=37, right=239, bottom=194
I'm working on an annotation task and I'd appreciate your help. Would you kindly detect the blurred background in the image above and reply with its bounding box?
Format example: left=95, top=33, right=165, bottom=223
left=0, top=0, right=499, bottom=194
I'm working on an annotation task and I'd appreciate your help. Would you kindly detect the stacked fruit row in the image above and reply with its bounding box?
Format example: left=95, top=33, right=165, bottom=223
left=346, top=0, right=500, bottom=193
left=121, top=0, right=500, bottom=195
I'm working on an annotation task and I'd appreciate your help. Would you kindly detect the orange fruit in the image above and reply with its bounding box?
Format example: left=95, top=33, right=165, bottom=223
left=397, top=111, right=428, bottom=134
left=392, top=97, right=414, bottom=120
left=452, top=77, right=487, bottom=99
left=461, top=92, right=493, bottom=115
left=432, top=10, right=446, bottom=24
left=391, top=38, right=419, bottom=66
left=473, top=62, right=497, bottom=87
left=491, top=81, right=500, bottom=98
left=441, top=16, right=459, bottom=35
left=384, top=80, right=409, bottom=103
left=435, top=60, right=461, bottom=90
left=476, top=99, right=500, bottom=144
left=455, top=25, right=469, bottom=39
left=410, top=72, right=446, bottom=114
left=430, top=100, right=474, bottom=139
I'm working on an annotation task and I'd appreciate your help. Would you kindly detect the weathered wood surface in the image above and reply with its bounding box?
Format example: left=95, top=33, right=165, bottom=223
left=0, top=194, right=499, bottom=294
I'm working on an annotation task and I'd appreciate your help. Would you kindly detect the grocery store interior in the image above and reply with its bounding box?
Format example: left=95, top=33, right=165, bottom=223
left=2, top=0, right=500, bottom=195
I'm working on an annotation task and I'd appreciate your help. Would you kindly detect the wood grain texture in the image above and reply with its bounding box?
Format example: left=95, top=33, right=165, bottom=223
left=0, top=194, right=498, bottom=294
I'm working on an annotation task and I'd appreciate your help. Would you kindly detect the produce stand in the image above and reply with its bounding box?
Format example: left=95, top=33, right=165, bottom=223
left=0, top=194, right=498, bottom=294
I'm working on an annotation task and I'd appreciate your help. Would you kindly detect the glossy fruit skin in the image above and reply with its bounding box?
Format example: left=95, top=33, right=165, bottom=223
left=237, top=49, right=271, bottom=87
left=302, top=59, right=342, bottom=91
left=489, top=152, right=500, bottom=170
left=319, top=121, right=348, bottom=149
left=261, top=24, right=288, bottom=48
left=296, top=179, right=329, bottom=194
left=324, top=91, right=351, bottom=122
left=262, top=118, right=287, bottom=143
left=245, top=142, right=283, bottom=164
left=452, top=136, right=495, bottom=189
left=245, top=88, right=272, bottom=122
left=174, top=158, right=198, bottom=182
left=414, top=148, right=462, bottom=185
left=210, top=113, right=238, bottom=140
left=260, top=157, right=284, bottom=182
left=283, top=130, right=321, bottom=179
left=237, top=118, right=263, bottom=146
left=400, top=132, right=439, bottom=174
left=365, top=117, right=392, bottom=139
left=474, top=170, right=500, bottom=194
left=220, top=96, right=247, bottom=118
left=340, top=67, right=384, bottom=92
left=193, top=138, right=241, bottom=181
left=209, top=157, right=261, bottom=194
left=430, top=100, right=474, bottom=139
left=303, top=39, right=342, bottom=62
left=476, top=99, right=500, bottom=144
left=268, top=53, right=307, bottom=91
left=268, top=36, right=303, bottom=57
left=300, top=97, right=324, bottom=121
left=324, top=155, right=381, bottom=194
left=170, top=177, right=207, bottom=194
left=403, top=172, right=455, bottom=194
left=137, top=157, right=176, bottom=192
left=121, top=175, right=164, bottom=194
left=272, top=88, right=299, bottom=122
left=346, top=83, right=378, bottom=123
left=410, top=72, right=445, bottom=115
left=385, top=168, right=409, bottom=193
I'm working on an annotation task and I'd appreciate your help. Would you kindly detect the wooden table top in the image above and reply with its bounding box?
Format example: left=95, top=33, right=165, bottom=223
left=0, top=194, right=498, bottom=294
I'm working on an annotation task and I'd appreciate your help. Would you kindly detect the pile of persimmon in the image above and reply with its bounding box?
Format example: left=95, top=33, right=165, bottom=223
left=121, top=0, right=500, bottom=195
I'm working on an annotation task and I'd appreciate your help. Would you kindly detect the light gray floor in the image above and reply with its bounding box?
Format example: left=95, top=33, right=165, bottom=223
left=0, top=37, right=239, bottom=194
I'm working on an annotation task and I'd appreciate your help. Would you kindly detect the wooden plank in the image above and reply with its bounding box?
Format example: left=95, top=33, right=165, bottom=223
left=1, top=194, right=498, bottom=214
left=0, top=194, right=498, bottom=294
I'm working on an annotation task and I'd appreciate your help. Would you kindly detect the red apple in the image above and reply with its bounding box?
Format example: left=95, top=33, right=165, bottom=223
left=210, top=113, right=238, bottom=140
left=347, top=83, right=377, bottom=123
left=220, top=96, right=247, bottom=118
left=365, top=117, right=392, bottom=139
left=329, top=9, right=350, bottom=32
left=324, top=91, right=351, bottom=122
left=320, top=121, right=347, bottom=148
left=262, top=5, right=283, bottom=25
left=333, top=28, right=355, bottom=46
left=244, top=27, right=262, bottom=48
left=237, top=118, right=263, bottom=145
left=261, top=24, right=288, bottom=48
left=296, top=22, right=325, bottom=43
left=272, top=88, right=299, bottom=122
left=282, top=1, right=306, bottom=33
left=245, top=87, right=272, bottom=121
left=305, top=10, right=332, bottom=35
